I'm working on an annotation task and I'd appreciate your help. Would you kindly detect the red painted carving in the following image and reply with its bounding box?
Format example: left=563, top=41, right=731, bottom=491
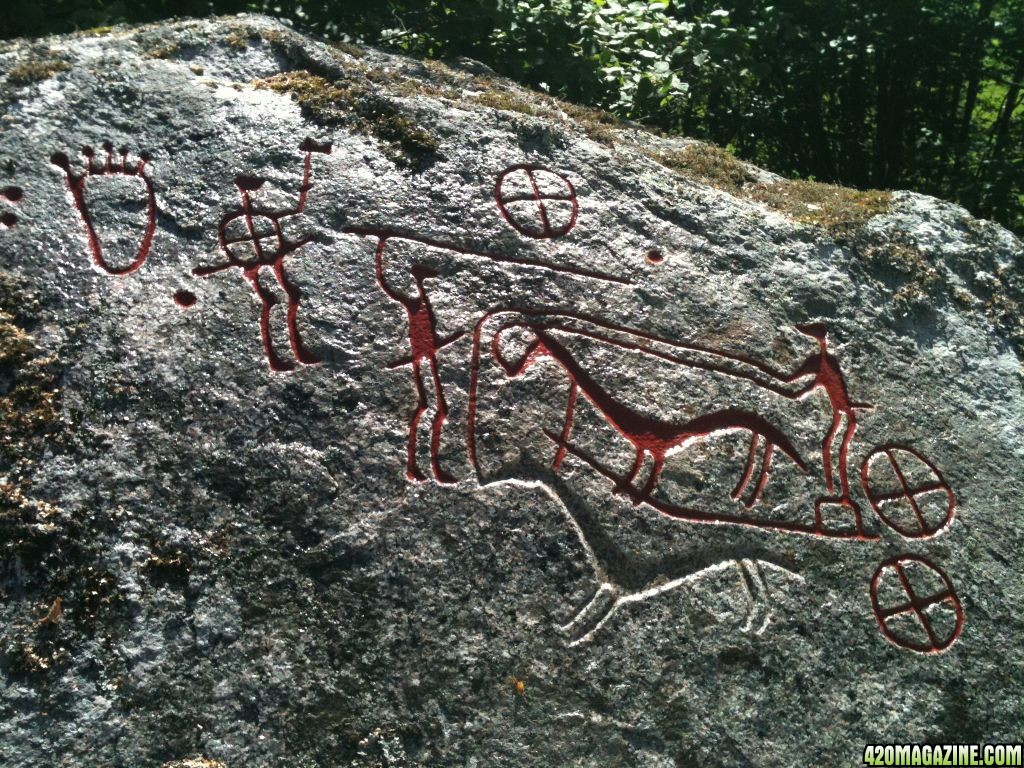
left=343, top=228, right=627, bottom=483
left=492, top=324, right=809, bottom=508
left=495, top=165, right=579, bottom=239
left=870, top=554, right=964, bottom=653
left=1, top=186, right=23, bottom=228
left=50, top=142, right=156, bottom=275
left=784, top=323, right=874, bottom=536
left=861, top=445, right=955, bottom=538
left=468, top=311, right=881, bottom=539
left=173, top=290, right=197, bottom=308
left=192, top=138, right=332, bottom=372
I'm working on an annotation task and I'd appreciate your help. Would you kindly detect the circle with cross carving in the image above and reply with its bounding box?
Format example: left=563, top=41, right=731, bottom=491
left=861, top=445, right=955, bottom=539
left=870, top=555, right=963, bottom=653
left=494, top=165, right=579, bottom=239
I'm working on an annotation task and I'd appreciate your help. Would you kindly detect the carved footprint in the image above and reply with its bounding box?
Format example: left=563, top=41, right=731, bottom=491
left=51, top=141, right=156, bottom=275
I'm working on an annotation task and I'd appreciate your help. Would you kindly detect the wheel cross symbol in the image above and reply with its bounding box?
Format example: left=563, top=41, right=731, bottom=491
left=870, top=555, right=964, bottom=653
left=494, top=164, right=579, bottom=239
left=861, top=445, right=955, bottom=538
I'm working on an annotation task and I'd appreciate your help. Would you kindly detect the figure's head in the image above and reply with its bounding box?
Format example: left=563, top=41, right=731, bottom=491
left=492, top=324, right=547, bottom=377
left=796, top=322, right=828, bottom=341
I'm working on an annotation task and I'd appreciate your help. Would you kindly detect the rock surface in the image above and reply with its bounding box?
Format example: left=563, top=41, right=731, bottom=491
left=1, top=13, right=1022, bottom=768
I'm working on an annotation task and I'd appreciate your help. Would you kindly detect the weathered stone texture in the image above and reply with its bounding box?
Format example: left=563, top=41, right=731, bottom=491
left=0, top=14, right=1022, bottom=768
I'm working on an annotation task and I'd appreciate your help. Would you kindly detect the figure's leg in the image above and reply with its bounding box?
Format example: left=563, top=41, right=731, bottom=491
left=428, top=356, right=457, bottom=484
left=821, top=412, right=842, bottom=493
left=837, top=416, right=856, bottom=499
left=274, top=262, right=321, bottom=365
left=407, top=360, right=428, bottom=483
left=732, top=432, right=761, bottom=502
left=249, top=271, right=294, bottom=372
left=552, top=381, right=579, bottom=470
left=745, top=442, right=775, bottom=509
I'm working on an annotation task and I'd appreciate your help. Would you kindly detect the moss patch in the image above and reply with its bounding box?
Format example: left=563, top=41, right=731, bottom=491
left=6, top=57, right=70, bottom=86
left=253, top=70, right=439, bottom=169
left=474, top=90, right=546, bottom=117
left=855, top=229, right=943, bottom=314
left=653, top=144, right=757, bottom=194
left=652, top=143, right=892, bottom=241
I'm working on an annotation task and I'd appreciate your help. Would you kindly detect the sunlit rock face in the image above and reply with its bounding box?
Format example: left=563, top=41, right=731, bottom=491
left=1, top=14, right=1022, bottom=767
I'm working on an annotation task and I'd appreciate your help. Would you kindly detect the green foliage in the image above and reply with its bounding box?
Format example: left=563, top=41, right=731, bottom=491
left=1, top=0, right=1021, bottom=234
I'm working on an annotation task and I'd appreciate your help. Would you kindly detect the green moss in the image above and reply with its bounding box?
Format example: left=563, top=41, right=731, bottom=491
left=253, top=70, right=439, bottom=169
left=651, top=143, right=892, bottom=241
left=331, top=41, right=366, bottom=59
left=749, top=180, right=892, bottom=242
left=224, top=26, right=256, bottom=51
left=142, top=41, right=181, bottom=60
left=556, top=99, right=621, bottom=145
left=653, top=144, right=757, bottom=193
left=6, top=58, right=70, bottom=86
left=474, top=90, right=545, bottom=117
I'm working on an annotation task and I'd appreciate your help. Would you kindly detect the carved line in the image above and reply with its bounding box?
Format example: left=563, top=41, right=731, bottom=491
left=342, top=227, right=628, bottom=285
left=191, top=138, right=331, bottom=371
left=0, top=185, right=23, bottom=228
left=467, top=310, right=878, bottom=540
left=869, top=554, right=964, bottom=654
left=860, top=444, right=956, bottom=539
left=494, top=164, right=579, bottom=239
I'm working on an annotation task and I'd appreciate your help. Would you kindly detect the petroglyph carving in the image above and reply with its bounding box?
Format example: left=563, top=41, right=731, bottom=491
left=192, top=138, right=331, bottom=371
left=1, top=185, right=23, bottom=229
left=50, top=142, right=156, bottom=275
left=861, top=445, right=956, bottom=538
left=494, top=165, right=579, bottom=239
left=870, top=555, right=964, bottom=653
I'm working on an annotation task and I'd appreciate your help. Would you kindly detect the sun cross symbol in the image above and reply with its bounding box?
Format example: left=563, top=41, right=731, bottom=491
left=870, top=555, right=964, bottom=653
left=494, top=164, right=579, bottom=239
left=191, top=138, right=332, bottom=372
left=861, top=446, right=955, bottom=538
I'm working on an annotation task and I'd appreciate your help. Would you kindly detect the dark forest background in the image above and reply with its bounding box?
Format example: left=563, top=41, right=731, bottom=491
left=3, top=0, right=1022, bottom=235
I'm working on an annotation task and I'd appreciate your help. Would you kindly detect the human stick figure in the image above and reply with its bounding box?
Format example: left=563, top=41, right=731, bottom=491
left=192, top=138, right=332, bottom=372
left=784, top=323, right=873, bottom=533
left=343, top=227, right=630, bottom=485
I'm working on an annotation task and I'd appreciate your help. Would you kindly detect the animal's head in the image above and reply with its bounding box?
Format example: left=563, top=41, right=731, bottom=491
left=492, top=323, right=550, bottom=377
left=796, top=322, right=828, bottom=341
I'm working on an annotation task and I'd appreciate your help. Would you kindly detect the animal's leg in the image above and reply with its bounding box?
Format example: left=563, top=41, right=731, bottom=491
left=636, top=454, right=665, bottom=505
left=614, top=448, right=645, bottom=499
left=249, top=271, right=294, bottom=372
left=821, top=411, right=842, bottom=493
left=552, top=381, right=579, bottom=470
left=406, top=360, right=428, bottom=483
left=428, top=356, right=457, bottom=484
left=731, top=432, right=761, bottom=502
left=738, top=560, right=774, bottom=634
left=744, top=442, right=775, bottom=509
left=559, top=584, right=620, bottom=646
left=274, top=262, right=320, bottom=365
